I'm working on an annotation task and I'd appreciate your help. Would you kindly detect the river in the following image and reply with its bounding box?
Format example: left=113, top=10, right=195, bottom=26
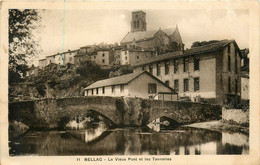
left=9, top=121, right=249, bottom=155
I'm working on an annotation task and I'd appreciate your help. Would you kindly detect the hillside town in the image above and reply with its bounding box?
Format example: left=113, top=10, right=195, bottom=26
left=28, top=11, right=250, bottom=107
left=8, top=9, right=251, bottom=156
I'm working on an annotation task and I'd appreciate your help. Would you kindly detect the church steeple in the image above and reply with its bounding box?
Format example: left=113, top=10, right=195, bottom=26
left=131, top=11, right=147, bottom=33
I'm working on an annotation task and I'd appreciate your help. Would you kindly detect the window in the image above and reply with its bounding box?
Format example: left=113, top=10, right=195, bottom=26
left=96, top=88, right=99, bottom=94
left=148, top=83, right=157, bottom=94
left=235, top=59, right=238, bottom=74
left=194, top=77, right=200, bottom=91
left=165, top=60, right=169, bottom=75
left=91, top=89, right=94, bottom=95
left=184, top=57, right=189, bottom=72
left=174, top=59, right=179, bottom=73
left=102, top=53, right=105, bottom=57
left=86, top=90, right=89, bottom=96
left=142, top=65, right=145, bottom=71
left=174, top=80, right=179, bottom=92
left=136, top=56, right=139, bottom=59
left=125, top=57, right=127, bottom=60
left=228, top=55, right=231, bottom=71
left=149, top=64, right=153, bottom=74
left=120, top=84, right=124, bottom=93
left=102, top=87, right=105, bottom=94
left=184, top=79, right=189, bottom=92
left=157, top=63, right=161, bottom=76
left=228, top=44, right=231, bottom=54
left=165, top=80, right=169, bottom=87
left=69, top=57, right=72, bottom=61
left=112, top=85, right=115, bottom=94
left=102, top=59, right=105, bottom=63
left=125, top=51, right=127, bottom=55
left=194, top=56, right=200, bottom=71
left=235, top=79, right=238, bottom=94
left=94, top=56, right=96, bottom=59
left=228, top=77, right=231, bottom=93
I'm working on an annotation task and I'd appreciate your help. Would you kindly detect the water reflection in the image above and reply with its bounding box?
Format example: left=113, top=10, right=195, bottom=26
left=9, top=125, right=249, bottom=156
left=66, top=121, right=109, bottom=143
left=147, top=117, right=178, bottom=132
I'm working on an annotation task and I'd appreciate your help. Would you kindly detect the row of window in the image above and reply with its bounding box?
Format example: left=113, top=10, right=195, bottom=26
left=87, top=85, right=125, bottom=95
left=172, top=77, right=200, bottom=93
left=143, top=56, right=200, bottom=76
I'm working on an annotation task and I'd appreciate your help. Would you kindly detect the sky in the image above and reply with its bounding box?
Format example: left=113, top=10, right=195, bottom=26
left=37, top=9, right=249, bottom=61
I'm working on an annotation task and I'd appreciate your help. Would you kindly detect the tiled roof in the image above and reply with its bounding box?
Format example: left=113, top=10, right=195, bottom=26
left=85, top=71, right=146, bottom=89
left=183, top=40, right=232, bottom=56
left=121, top=27, right=178, bottom=43
left=133, top=40, right=234, bottom=67
left=133, top=51, right=183, bottom=67
left=84, top=70, right=174, bottom=91
left=74, top=53, right=89, bottom=57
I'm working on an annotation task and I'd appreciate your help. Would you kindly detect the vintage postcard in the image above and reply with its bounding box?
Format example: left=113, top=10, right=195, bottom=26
left=0, top=1, right=259, bottom=165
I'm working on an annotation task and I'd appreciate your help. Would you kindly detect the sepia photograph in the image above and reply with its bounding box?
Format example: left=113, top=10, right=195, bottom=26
left=1, top=1, right=259, bottom=165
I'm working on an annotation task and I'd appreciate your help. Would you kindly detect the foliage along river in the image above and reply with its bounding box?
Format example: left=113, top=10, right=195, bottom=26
left=9, top=118, right=249, bottom=156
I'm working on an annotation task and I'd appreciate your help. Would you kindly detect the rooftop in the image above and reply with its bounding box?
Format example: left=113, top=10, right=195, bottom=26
left=84, top=71, right=174, bottom=91
left=121, top=27, right=181, bottom=43
left=133, top=40, right=238, bottom=67
left=85, top=71, right=145, bottom=89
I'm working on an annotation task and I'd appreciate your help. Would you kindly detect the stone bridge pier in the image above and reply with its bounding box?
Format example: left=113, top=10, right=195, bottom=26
left=9, top=97, right=221, bottom=129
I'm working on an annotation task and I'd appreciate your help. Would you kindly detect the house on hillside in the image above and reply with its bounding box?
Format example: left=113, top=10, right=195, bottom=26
left=89, top=48, right=114, bottom=68
left=120, top=48, right=156, bottom=66
left=133, top=40, right=243, bottom=105
left=74, top=47, right=91, bottom=66
left=39, top=58, right=47, bottom=69
left=84, top=71, right=176, bottom=99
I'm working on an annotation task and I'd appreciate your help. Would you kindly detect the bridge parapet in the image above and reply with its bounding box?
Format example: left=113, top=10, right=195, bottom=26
left=9, top=96, right=222, bottom=129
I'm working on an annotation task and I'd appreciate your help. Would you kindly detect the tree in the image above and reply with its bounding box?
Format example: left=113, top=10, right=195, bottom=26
left=9, top=9, right=42, bottom=83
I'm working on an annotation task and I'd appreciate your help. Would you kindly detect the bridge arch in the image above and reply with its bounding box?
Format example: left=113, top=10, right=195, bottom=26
left=147, top=115, right=180, bottom=127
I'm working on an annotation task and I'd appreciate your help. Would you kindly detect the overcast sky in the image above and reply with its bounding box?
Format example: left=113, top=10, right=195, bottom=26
left=38, top=9, right=249, bottom=60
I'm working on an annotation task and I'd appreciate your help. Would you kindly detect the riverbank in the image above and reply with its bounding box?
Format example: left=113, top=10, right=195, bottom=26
left=185, top=120, right=249, bottom=134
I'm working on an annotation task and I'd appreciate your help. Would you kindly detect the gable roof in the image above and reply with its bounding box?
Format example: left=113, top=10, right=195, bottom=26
left=133, top=40, right=240, bottom=67
left=84, top=71, right=174, bottom=91
left=121, top=27, right=179, bottom=44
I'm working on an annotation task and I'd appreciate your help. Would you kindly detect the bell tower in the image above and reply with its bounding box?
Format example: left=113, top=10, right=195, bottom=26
left=131, top=11, right=147, bottom=33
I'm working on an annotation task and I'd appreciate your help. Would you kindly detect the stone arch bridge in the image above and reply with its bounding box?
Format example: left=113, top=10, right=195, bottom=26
left=9, top=97, right=221, bottom=129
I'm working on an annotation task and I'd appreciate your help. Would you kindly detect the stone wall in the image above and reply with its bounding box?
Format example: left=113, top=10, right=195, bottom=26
left=9, top=97, right=222, bottom=129
left=222, top=107, right=249, bottom=126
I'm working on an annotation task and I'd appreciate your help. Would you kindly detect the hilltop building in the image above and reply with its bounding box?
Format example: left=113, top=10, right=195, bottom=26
left=74, top=46, right=91, bottom=66
left=84, top=71, right=175, bottom=99
left=133, top=40, right=242, bottom=105
left=89, top=48, right=114, bottom=68
left=39, top=58, right=47, bottom=69
left=120, top=47, right=156, bottom=65
left=121, top=11, right=185, bottom=55
left=41, top=49, right=79, bottom=68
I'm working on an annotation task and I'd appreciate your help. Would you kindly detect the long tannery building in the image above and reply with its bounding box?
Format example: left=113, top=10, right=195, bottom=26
left=133, top=40, right=242, bottom=105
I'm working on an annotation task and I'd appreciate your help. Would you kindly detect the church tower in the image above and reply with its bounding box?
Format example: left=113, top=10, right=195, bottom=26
left=131, top=11, right=147, bottom=33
